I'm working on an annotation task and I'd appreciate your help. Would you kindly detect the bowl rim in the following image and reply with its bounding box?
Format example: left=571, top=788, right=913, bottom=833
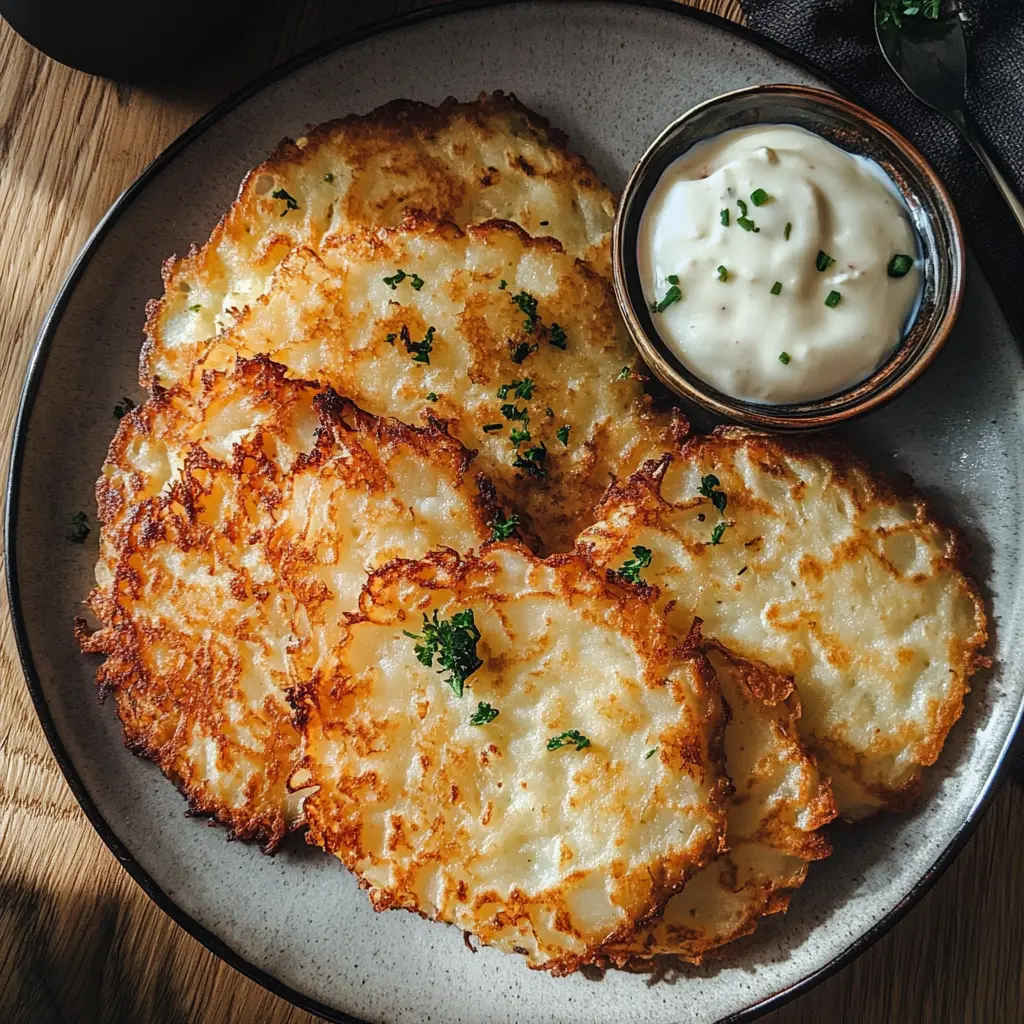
left=612, top=82, right=966, bottom=430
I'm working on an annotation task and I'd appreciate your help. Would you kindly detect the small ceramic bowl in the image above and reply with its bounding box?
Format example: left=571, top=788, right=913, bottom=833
left=613, top=84, right=965, bottom=431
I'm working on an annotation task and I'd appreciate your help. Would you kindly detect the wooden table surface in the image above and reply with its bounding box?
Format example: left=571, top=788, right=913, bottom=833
left=1, top=2, right=1022, bottom=1022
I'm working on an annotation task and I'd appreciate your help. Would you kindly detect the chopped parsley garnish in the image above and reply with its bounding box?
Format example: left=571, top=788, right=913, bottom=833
left=499, top=279, right=507, bottom=290
left=616, top=366, right=631, bottom=380
left=383, top=269, right=425, bottom=290
left=779, top=351, right=791, bottom=365
left=716, top=265, right=728, bottom=282
left=509, top=427, right=532, bottom=448
left=497, top=379, right=534, bottom=401
left=711, top=521, right=728, bottom=545
left=113, top=396, right=135, bottom=420
left=323, top=172, right=334, bottom=182
left=426, top=392, right=439, bottom=402
left=488, top=510, right=520, bottom=541
left=784, top=222, right=793, bottom=241
left=615, top=545, right=653, bottom=584
left=887, top=253, right=914, bottom=278
left=750, top=188, right=771, bottom=206
left=878, top=0, right=941, bottom=28
left=645, top=748, right=657, bottom=760
left=548, top=323, right=568, bottom=350
left=720, top=208, right=730, bottom=227
left=816, top=250, right=835, bottom=272
left=271, top=187, right=298, bottom=214
left=649, top=277, right=682, bottom=313
left=698, top=473, right=727, bottom=514
left=384, top=332, right=397, bottom=345
left=483, top=423, right=504, bottom=433
left=825, top=290, right=842, bottom=308
left=188, top=303, right=202, bottom=312
left=509, top=290, right=540, bottom=333
left=403, top=609, right=482, bottom=698
left=500, top=403, right=529, bottom=422
left=402, top=325, right=436, bottom=363
left=513, top=444, right=547, bottom=477
left=509, top=340, right=538, bottom=364
left=556, top=425, right=570, bottom=446
left=770, top=281, right=783, bottom=296
left=68, top=511, right=90, bottom=543
left=547, top=729, right=591, bottom=752
left=470, top=701, right=499, bottom=726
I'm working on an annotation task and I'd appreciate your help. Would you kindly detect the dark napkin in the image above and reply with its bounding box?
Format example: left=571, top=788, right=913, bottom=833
left=741, top=0, right=1024, bottom=338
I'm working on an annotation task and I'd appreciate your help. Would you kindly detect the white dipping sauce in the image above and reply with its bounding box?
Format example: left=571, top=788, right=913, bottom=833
left=638, top=124, right=922, bottom=404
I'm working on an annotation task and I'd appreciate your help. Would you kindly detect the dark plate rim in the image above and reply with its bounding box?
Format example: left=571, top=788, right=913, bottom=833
left=5, top=2, right=1021, bottom=1023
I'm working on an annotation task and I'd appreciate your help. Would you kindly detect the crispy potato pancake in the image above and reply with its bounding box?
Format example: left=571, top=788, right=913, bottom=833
left=576, top=429, right=988, bottom=819
left=177, top=217, right=682, bottom=552
left=143, top=92, right=616, bottom=390
left=76, top=357, right=497, bottom=850
left=603, top=645, right=836, bottom=965
left=297, top=546, right=729, bottom=972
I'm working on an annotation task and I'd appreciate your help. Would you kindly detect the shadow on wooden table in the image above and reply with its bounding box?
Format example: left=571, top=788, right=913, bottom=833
left=0, top=880, right=189, bottom=1023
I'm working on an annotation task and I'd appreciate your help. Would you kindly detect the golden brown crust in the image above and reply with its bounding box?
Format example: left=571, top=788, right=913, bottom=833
left=579, top=426, right=990, bottom=819
left=77, top=356, right=498, bottom=851
left=297, top=545, right=731, bottom=973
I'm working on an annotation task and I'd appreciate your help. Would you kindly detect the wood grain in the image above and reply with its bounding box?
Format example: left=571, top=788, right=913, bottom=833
left=0, top=2, right=1019, bottom=1022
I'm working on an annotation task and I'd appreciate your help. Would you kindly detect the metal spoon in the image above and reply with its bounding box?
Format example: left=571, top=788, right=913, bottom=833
left=875, top=1, right=1024, bottom=232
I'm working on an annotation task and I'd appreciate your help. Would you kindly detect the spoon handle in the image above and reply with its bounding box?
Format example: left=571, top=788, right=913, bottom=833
left=950, top=109, right=1024, bottom=234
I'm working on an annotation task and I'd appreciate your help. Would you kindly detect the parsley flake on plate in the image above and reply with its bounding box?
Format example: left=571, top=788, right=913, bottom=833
left=698, top=473, right=727, bottom=514
left=488, top=510, right=520, bottom=541
left=469, top=701, right=499, bottom=726
left=615, top=545, right=653, bottom=584
left=547, top=729, right=591, bottom=751
left=403, top=609, right=482, bottom=698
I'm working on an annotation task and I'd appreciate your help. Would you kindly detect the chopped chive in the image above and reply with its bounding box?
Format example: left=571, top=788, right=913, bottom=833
left=779, top=351, right=791, bottom=364
left=716, top=265, right=728, bottom=282
left=750, top=188, right=770, bottom=206
left=825, top=290, right=842, bottom=308
left=711, top=521, right=728, bottom=545
left=616, top=366, right=631, bottom=380
left=887, top=254, right=914, bottom=278
left=645, top=748, right=657, bottom=760
left=483, top=423, right=503, bottom=432
left=737, top=199, right=748, bottom=217
left=188, top=303, right=202, bottom=312
left=784, top=221, right=793, bottom=241
left=737, top=216, right=759, bottom=233
left=649, top=282, right=682, bottom=313
left=556, top=425, right=570, bottom=446
left=816, top=250, right=835, bottom=272
left=770, top=281, right=782, bottom=296
left=720, top=208, right=730, bottom=227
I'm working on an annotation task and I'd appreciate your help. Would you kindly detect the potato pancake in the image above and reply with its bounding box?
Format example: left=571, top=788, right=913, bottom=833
left=576, top=429, right=988, bottom=819
left=174, top=216, right=682, bottom=552
left=143, top=92, right=615, bottom=390
left=603, top=645, right=835, bottom=965
left=76, top=357, right=497, bottom=850
left=297, top=546, right=729, bottom=973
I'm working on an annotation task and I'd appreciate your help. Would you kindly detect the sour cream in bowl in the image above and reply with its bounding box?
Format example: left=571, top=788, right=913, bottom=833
left=613, top=86, right=964, bottom=430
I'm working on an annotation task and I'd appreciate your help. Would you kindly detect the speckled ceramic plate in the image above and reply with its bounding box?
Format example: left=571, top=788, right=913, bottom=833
left=7, top=3, right=1024, bottom=1022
